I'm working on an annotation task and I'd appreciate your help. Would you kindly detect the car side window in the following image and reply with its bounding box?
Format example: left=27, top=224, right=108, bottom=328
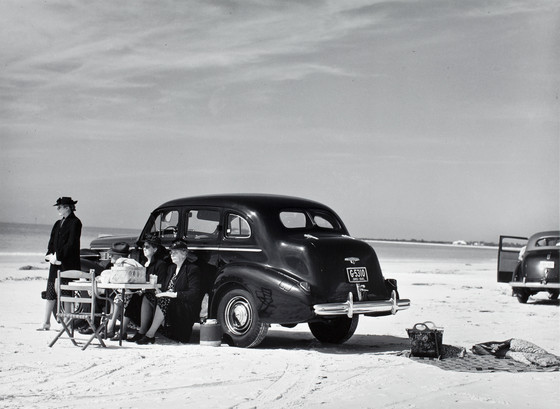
left=226, top=214, right=251, bottom=238
left=149, top=210, right=179, bottom=238
left=279, top=211, right=308, bottom=229
left=186, top=209, right=220, bottom=240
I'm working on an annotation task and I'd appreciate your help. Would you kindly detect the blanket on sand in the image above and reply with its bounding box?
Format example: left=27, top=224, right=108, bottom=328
left=472, top=338, right=560, bottom=367
left=406, top=341, right=560, bottom=373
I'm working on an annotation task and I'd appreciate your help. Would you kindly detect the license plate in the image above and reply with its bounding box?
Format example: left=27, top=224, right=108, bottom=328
left=347, top=267, right=368, bottom=283
left=540, top=261, right=555, bottom=270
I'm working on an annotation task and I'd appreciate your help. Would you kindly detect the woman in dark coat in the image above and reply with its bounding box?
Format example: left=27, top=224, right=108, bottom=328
left=109, top=236, right=169, bottom=340
left=131, top=240, right=202, bottom=344
left=39, top=197, right=82, bottom=331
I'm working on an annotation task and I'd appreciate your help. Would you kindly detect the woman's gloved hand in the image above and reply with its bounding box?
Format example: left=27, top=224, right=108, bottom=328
left=156, top=291, right=177, bottom=298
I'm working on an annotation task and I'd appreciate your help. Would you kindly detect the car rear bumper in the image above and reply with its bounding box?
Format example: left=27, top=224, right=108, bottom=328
left=509, top=282, right=560, bottom=290
left=313, top=290, right=410, bottom=318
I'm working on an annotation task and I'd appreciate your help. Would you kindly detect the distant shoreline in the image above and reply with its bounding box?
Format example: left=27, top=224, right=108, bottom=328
left=1, top=221, right=497, bottom=248
left=362, top=238, right=498, bottom=249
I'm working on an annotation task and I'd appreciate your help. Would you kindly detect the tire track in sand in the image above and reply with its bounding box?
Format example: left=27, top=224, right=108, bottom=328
left=231, top=354, right=321, bottom=409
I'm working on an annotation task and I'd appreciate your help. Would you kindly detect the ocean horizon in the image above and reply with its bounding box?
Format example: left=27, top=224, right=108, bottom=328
left=0, top=221, right=140, bottom=255
left=0, top=221, right=497, bottom=265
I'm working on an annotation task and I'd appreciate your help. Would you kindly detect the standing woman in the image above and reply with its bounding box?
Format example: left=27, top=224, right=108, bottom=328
left=38, top=197, right=82, bottom=331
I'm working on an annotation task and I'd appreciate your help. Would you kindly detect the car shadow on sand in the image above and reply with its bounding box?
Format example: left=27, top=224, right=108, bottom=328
left=527, top=298, right=560, bottom=306
left=252, top=328, right=410, bottom=355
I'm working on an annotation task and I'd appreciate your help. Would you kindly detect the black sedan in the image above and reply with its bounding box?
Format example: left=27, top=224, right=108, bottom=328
left=83, top=194, right=410, bottom=347
left=498, top=231, right=560, bottom=303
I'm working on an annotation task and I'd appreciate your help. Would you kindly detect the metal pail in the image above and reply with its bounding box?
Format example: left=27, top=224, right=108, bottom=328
left=200, top=319, right=222, bottom=346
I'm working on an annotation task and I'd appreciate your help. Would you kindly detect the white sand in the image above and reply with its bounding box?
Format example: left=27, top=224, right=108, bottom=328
left=1, top=256, right=558, bottom=408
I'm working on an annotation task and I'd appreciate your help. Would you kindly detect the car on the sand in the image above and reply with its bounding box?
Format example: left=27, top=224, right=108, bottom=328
left=81, top=194, right=410, bottom=347
left=497, top=231, right=560, bottom=303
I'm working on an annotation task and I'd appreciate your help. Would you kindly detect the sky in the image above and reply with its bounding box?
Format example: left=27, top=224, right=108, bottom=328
left=1, top=0, right=558, bottom=243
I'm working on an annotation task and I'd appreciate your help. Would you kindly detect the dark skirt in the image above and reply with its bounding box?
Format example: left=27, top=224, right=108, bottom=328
left=123, top=292, right=143, bottom=326
left=46, top=265, right=73, bottom=300
left=166, top=302, right=197, bottom=343
left=144, top=292, right=172, bottom=322
left=157, top=296, right=172, bottom=321
left=45, top=281, right=57, bottom=301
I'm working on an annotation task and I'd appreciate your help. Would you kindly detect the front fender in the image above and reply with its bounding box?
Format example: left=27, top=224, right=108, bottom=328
left=79, top=258, right=105, bottom=275
left=210, top=263, right=314, bottom=324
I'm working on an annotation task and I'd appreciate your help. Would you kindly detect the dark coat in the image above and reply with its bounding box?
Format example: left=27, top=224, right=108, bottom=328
left=146, top=257, right=169, bottom=284
left=163, top=260, right=203, bottom=342
left=163, top=261, right=203, bottom=316
left=47, top=212, right=82, bottom=273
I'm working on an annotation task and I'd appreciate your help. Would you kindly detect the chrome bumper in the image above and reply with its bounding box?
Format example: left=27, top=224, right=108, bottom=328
left=313, top=291, right=411, bottom=318
left=509, top=282, right=560, bottom=289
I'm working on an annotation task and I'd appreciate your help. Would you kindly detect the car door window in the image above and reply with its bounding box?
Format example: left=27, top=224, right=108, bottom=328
left=149, top=210, right=179, bottom=239
left=226, top=214, right=251, bottom=239
left=279, top=211, right=309, bottom=229
left=186, top=209, right=220, bottom=241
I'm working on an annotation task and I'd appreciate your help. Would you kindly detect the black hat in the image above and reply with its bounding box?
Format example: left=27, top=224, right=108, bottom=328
left=108, top=242, right=130, bottom=256
left=169, top=240, right=189, bottom=251
left=138, top=235, right=162, bottom=248
left=53, top=197, right=78, bottom=206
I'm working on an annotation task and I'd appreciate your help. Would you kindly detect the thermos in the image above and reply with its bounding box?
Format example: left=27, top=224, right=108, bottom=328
left=200, top=319, right=222, bottom=346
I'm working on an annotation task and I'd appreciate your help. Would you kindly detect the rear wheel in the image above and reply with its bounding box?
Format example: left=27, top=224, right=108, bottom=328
left=309, top=315, right=359, bottom=344
left=514, top=289, right=529, bottom=304
left=217, top=288, right=269, bottom=348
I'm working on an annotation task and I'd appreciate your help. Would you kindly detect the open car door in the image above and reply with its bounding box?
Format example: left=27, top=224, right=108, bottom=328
left=497, top=235, right=528, bottom=282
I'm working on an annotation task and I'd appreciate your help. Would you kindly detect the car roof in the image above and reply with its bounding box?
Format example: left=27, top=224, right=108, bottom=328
left=156, top=194, right=334, bottom=213
left=527, top=230, right=560, bottom=250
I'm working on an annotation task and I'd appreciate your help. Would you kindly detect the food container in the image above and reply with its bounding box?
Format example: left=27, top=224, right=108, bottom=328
left=200, top=319, right=222, bottom=346
left=109, top=267, right=146, bottom=284
left=406, top=321, right=444, bottom=358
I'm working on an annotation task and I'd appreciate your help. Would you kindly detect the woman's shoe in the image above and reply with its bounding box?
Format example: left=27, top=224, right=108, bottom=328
left=78, top=327, right=94, bottom=335
left=36, top=323, right=50, bottom=331
left=136, top=335, right=155, bottom=345
left=126, top=331, right=144, bottom=342
left=111, top=332, right=128, bottom=341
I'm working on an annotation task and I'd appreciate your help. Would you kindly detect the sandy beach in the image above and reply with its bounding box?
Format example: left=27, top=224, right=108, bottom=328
left=1, top=254, right=558, bottom=409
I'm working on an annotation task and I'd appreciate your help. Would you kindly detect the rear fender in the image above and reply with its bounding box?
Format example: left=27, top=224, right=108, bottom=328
left=210, top=264, right=313, bottom=324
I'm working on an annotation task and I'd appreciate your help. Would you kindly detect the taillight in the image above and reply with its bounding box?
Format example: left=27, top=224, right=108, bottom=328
left=299, top=281, right=311, bottom=293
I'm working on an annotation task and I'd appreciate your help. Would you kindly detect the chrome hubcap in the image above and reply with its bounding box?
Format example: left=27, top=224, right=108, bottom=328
left=224, top=296, right=253, bottom=335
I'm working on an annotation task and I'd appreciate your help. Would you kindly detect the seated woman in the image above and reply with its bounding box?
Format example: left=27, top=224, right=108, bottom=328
left=108, top=236, right=169, bottom=341
left=131, top=240, right=202, bottom=345
left=79, top=242, right=130, bottom=336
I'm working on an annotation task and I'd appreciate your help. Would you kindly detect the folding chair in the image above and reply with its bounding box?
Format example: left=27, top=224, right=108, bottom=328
left=49, top=270, right=113, bottom=350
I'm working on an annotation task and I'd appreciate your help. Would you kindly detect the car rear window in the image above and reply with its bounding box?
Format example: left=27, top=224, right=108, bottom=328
left=535, top=237, right=560, bottom=247
left=279, top=209, right=341, bottom=231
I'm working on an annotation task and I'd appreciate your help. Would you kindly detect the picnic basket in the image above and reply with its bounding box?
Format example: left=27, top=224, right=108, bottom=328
left=109, top=266, right=146, bottom=284
left=407, top=321, right=444, bottom=358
